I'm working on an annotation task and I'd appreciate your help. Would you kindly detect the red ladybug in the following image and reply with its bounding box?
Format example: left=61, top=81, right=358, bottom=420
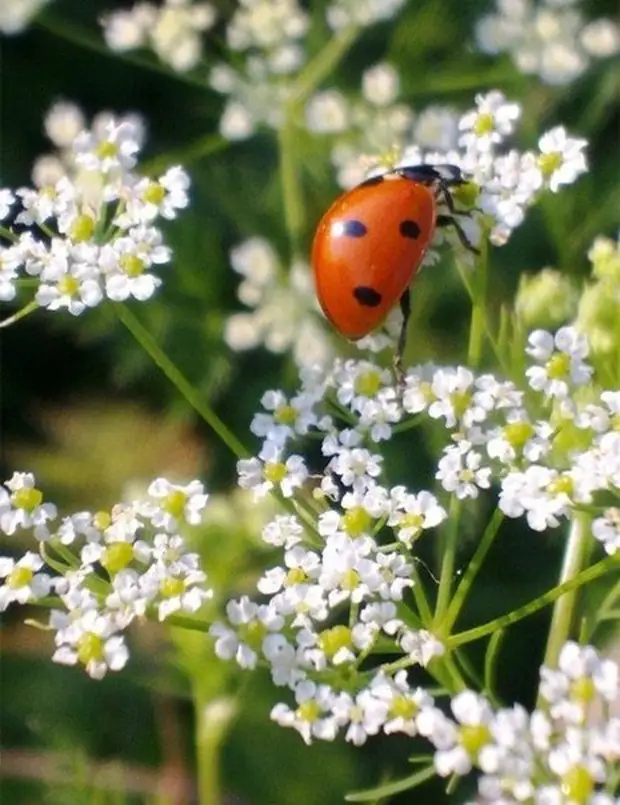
left=311, top=164, right=476, bottom=367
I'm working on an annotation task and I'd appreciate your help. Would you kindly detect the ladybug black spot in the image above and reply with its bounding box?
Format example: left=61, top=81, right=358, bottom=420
left=341, top=219, right=368, bottom=237
left=353, top=286, right=383, bottom=307
left=399, top=220, right=421, bottom=239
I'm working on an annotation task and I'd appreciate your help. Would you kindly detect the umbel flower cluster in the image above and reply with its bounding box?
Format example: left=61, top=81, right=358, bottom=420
left=0, top=103, right=189, bottom=316
left=3, top=326, right=620, bottom=798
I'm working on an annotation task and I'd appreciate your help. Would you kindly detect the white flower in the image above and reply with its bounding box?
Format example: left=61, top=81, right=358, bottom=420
left=593, top=508, right=620, bottom=555
left=0, top=471, right=57, bottom=539
left=305, top=91, right=349, bottom=134
left=237, top=442, right=308, bottom=499
left=361, top=63, right=400, bottom=107
left=459, top=90, right=521, bottom=151
left=210, top=596, right=284, bottom=669
left=436, top=442, right=492, bottom=500
left=271, top=681, right=340, bottom=744
left=388, top=488, right=447, bottom=548
left=525, top=326, right=592, bottom=398
left=52, top=608, right=130, bottom=679
left=142, top=478, right=209, bottom=531
left=0, top=551, right=52, bottom=610
left=537, top=126, right=588, bottom=192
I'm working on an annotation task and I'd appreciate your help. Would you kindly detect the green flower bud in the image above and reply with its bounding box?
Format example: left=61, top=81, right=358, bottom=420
left=515, top=269, right=577, bottom=329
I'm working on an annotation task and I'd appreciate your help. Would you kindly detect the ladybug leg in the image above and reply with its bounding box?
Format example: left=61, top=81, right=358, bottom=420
left=394, top=289, right=411, bottom=382
left=436, top=213, right=479, bottom=254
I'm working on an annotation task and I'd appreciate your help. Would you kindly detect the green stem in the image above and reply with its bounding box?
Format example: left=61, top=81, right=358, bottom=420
left=346, top=765, right=436, bottom=801
left=539, top=513, right=593, bottom=678
left=141, top=134, right=229, bottom=175
left=278, top=109, right=305, bottom=255
left=116, top=304, right=249, bottom=459
left=453, top=256, right=505, bottom=372
left=0, top=300, right=40, bottom=329
left=467, top=239, right=488, bottom=369
left=37, top=12, right=209, bottom=89
left=290, top=26, right=360, bottom=103
left=410, top=561, right=433, bottom=626
left=449, top=554, right=619, bottom=649
left=433, top=497, right=461, bottom=626
left=193, top=692, right=237, bottom=805
left=441, top=508, right=504, bottom=635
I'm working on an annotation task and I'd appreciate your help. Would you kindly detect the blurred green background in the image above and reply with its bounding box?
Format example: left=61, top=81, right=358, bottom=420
left=1, top=0, right=619, bottom=802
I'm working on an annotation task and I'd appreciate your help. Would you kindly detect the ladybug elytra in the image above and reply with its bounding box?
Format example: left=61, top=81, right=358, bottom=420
left=311, top=164, right=477, bottom=370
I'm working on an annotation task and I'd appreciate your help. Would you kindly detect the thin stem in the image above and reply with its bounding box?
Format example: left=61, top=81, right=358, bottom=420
left=410, top=561, right=433, bottom=626
left=116, top=304, right=249, bottom=459
left=441, top=508, right=504, bottom=635
left=37, top=12, right=209, bottom=90
left=0, top=300, right=40, bottom=329
left=290, top=26, right=360, bottom=104
left=141, top=134, right=229, bottom=175
left=433, top=497, right=461, bottom=626
left=449, top=554, right=619, bottom=649
left=467, top=239, right=488, bottom=369
left=278, top=108, right=305, bottom=255
left=539, top=513, right=593, bottom=684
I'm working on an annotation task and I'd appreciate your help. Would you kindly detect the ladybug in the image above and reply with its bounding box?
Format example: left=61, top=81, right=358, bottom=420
left=311, top=164, right=477, bottom=369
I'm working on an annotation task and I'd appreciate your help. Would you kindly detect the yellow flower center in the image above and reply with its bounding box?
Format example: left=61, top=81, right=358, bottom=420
left=12, top=487, right=43, bottom=512
left=458, top=723, right=491, bottom=760
left=570, top=676, right=596, bottom=706
left=286, top=567, right=307, bottom=585
left=341, top=568, right=361, bottom=591
left=101, top=542, right=134, bottom=574
left=451, top=390, right=472, bottom=419
left=77, top=632, right=104, bottom=665
left=164, top=490, right=187, bottom=518
left=400, top=512, right=424, bottom=532
left=144, top=182, right=165, bottom=205
left=504, top=421, right=535, bottom=449
left=160, top=577, right=185, bottom=598
left=354, top=370, right=382, bottom=397
left=70, top=213, right=95, bottom=243
left=297, top=700, right=320, bottom=722
left=240, top=619, right=267, bottom=650
left=318, top=625, right=353, bottom=659
left=274, top=404, right=298, bottom=426
left=58, top=275, right=80, bottom=297
left=545, top=352, right=571, bottom=379
left=538, top=151, right=563, bottom=177
left=120, top=255, right=145, bottom=277
left=8, top=566, right=34, bottom=589
left=561, top=765, right=594, bottom=804
left=96, top=140, right=119, bottom=160
left=389, top=695, right=418, bottom=720
left=94, top=510, right=112, bottom=530
left=473, top=112, right=494, bottom=136
left=264, top=462, right=287, bottom=483
left=343, top=506, right=372, bottom=537
left=547, top=475, right=573, bottom=497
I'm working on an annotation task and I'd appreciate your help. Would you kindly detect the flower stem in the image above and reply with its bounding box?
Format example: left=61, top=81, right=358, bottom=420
left=278, top=108, right=305, bottom=255
left=0, top=300, right=39, bottom=329
left=433, top=497, right=461, bottom=626
left=467, top=239, right=488, bottom=369
left=290, top=26, right=360, bottom=103
left=116, top=304, right=250, bottom=459
left=194, top=693, right=237, bottom=805
left=538, top=513, right=593, bottom=681
left=448, top=553, right=618, bottom=649
left=441, top=508, right=504, bottom=635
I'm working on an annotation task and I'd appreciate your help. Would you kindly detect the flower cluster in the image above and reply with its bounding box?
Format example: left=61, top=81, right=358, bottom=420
left=102, top=0, right=217, bottom=73
left=0, top=473, right=212, bottom=678
left=476, top=0, right=620, bottom=85
left=207, top=322, right=620, bottom=746
left=0, top=102, right=189, bottom=316
left=224, top=237, right=333, bottom=367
